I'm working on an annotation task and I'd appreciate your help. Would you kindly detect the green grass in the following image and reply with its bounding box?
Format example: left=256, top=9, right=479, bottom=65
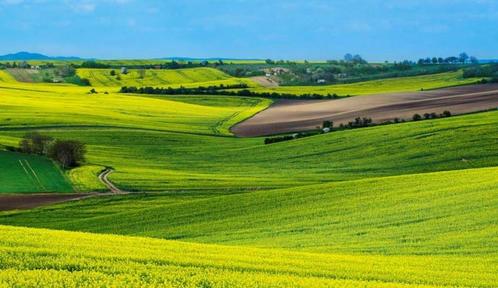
left=1, top=63, right=497, bottom=287
left=0, top=151, right=72, bottom=193
left=1, top=70, right=497, bottom=193
left=2, top=166, right=497, bottom=256
left=253, top=70, right=482, bottom=96
left=77, top=67, right=257, bottom=88
left=1, top=225, right=497, bottom=288
left=1, top=70, right=498, bottom=194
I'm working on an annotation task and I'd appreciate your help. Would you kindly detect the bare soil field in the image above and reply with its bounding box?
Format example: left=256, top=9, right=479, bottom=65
left=250, top=76, right=279, bottom=87
left=0, top=194, right=92, bottom=211
left=231, top=84, right=498, bottom=137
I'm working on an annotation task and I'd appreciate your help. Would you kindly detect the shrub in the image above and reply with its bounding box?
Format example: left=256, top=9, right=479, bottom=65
left=413, top=114, right=422, bottom=121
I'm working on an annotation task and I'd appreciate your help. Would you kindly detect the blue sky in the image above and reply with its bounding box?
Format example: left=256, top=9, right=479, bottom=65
left=0, top=0, right=497, bottom=61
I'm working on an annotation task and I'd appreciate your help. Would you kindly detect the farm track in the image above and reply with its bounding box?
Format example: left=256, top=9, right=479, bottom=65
left=232, top=84, right=498, bottom=136
left=98, top=168, right=127, bottom=194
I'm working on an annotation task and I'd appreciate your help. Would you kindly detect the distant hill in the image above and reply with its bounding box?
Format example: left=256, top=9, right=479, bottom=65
left=0, top=51, right=82, bottom=61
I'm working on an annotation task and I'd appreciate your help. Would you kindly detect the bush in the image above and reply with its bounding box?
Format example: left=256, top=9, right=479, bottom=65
left=412, top=114, right=422, bottom=121
left=322, top=120, right=333, bottom=129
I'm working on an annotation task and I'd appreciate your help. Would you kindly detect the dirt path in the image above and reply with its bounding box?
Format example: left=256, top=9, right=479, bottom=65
left=231, top=84, right=498, bottom=137
left=98, top=168, right=127, bottom=194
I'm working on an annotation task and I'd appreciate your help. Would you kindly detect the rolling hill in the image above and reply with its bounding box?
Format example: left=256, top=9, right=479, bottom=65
left=1, top=225, right=496, bottom=288
left=0, top=61, right=497, bottom=287
left=253, top=70, right=482, bottom=96
left=77, top=67, right=256, bottom=88
left=2, top=166, right=497, bottom=256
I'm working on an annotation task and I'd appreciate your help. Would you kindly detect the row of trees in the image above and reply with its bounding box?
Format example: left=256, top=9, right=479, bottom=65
left=417, top=53, right=478, bottom=65
left=265, top=109, right=455, bottom=145
left=17, top=132, right=86, bottom=169
left=413, top=111, right=451, bottom=121
left=79, top=60, right=225, bottom=70
left=120, top=85, right=343, bottom=100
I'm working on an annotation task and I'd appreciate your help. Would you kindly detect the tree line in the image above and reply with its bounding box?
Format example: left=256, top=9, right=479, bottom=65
left=120, top=85, right=343, bottom=99
left=264, top=111, right=453, bottom=145
left=78, top=60, right=225, bottom=70
left=7, top=132, right=86, bottom=169
left=417, top=52, right=478, bottom=65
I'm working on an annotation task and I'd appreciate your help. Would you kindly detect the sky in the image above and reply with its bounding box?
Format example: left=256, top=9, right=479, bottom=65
left=0, top=0, right=497, bottom=61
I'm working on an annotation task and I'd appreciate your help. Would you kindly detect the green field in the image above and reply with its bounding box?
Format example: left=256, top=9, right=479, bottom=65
left=77, top=67, right=257, bottom=88
left=0, top=65, right=497, bottom=287
left=0, top=151, right=72, bottom=193
left=254, top=70, right=482, bottom=96
left=2, top=166, right=496, bottom=256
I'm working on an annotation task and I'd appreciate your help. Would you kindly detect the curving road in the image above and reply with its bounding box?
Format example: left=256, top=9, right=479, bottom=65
left=231, top=84, right=498, bottom=137
left=98, top=168, right=126, bottom=194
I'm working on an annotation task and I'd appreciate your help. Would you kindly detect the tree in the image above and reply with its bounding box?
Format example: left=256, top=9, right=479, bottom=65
left=442, top=110, right=452, bottom=117
left=322, top=120, right=333, bottom=129
left=265, top=59, right=274, bottom=65
left=57, top=65, right=76, bottom=77
left=470, top=56, right=479, bottom=64
left=352, top=54, right=367, bottom=64
left=19, top=132, right=53, bottom=155
left=110, top=70, right=116, bottom=76
left=344, top=53, right=353, bottom=62
left=48, top=140, right=86, bottom=169
left=412, top=114, right=422, bottom=121
left=432, top=57, right=438, bottom=64
left=459, top=52, right=469, bottom=64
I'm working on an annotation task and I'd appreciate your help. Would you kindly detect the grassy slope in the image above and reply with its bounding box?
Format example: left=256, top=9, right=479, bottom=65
left=254, top=70, right=482, bottom=96
left=1, top=68, right=498, bottom=192
left=0, top=151, right=73, bottom=193
left=1, top=225, right=496, bottom=288
left=2, top=167, right=496, bottom=256
left=77, top=67, right=257, bottom=88
left=0, top=70, right=497, bottom=193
